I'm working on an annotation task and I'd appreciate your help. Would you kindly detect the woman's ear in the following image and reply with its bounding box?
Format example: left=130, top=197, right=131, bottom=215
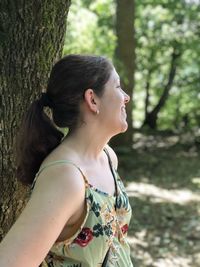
left=84, top=89, right=99, bottom=113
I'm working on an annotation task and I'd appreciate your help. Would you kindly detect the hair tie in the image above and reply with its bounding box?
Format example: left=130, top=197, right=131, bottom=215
left=39, top=92, right=54, bottom=108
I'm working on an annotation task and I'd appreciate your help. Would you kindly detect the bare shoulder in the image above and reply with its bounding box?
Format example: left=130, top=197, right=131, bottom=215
left=105, top=144, right=118, bottom=170
left=0, top=163, right=85, bottom=267
left=33, top=162, right=86, bottom=200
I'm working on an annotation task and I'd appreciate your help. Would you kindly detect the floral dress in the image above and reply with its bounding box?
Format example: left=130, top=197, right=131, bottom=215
left=31, top=149, right=133, bottom=267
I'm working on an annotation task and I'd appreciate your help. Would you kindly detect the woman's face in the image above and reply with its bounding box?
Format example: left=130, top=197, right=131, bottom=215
left=98, top=68, right=130, bottom=136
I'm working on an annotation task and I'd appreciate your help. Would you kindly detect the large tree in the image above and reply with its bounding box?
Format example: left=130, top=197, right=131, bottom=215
left=0, top=0, right=71, bottom=240
left=111, top=0, right=135, bottom=149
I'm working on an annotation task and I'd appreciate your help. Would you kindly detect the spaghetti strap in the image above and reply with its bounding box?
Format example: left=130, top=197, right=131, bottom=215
left=103, top=147, right=118, bottom=198
left=31, top=160, right=88, bottom=191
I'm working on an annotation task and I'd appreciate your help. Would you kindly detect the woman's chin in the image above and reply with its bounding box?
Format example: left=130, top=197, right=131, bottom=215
left=120, top=121, right=128, bottom=133
left=109, top=121, right=129, bottom=137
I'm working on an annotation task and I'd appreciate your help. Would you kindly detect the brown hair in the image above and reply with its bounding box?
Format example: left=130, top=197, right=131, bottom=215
left=16, top=55, right=113, bottom=185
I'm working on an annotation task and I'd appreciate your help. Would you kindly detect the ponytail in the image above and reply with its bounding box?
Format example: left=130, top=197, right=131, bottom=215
left=15, top=99, right=64, bottom=185
left=14, top=55, right=114, bottom=185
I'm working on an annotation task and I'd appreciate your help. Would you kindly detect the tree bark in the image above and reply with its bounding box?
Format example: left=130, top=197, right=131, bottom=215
left=143, top=47, right=181, bottom=129
left=111, top=0, right=135, bottom=149
left=0, top=0, right=71, bottom=240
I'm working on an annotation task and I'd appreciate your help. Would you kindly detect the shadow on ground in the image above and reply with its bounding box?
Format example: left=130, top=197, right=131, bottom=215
left=118, top=132, right=200, bottom=267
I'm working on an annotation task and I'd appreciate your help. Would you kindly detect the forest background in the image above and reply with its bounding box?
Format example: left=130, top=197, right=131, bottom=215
left=1, top=0, right=200, bottom=266
left=45, top=0, right=200, bottom=265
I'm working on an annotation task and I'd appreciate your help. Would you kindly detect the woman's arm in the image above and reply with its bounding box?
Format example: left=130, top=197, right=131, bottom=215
left=0, top=164, right=85, bottom=267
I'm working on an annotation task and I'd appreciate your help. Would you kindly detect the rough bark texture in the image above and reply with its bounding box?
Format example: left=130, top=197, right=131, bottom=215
left=0, top=0, right=71, bottom=240
left=111, top=0, right=135, bottom=149
left=143, top=47, right=181, bottom=129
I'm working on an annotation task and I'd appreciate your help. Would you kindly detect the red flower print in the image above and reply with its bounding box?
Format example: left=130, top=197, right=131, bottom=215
left=74, top=228, right=93, bottom=247
left=121, top=224, right=128, bottom=235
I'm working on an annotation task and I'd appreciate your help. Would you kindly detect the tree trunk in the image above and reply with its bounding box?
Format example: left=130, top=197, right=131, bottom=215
left=144, top=49, right=156, bottom=121
left=0, top=0, right=71, bottom=240
left=143, top=47, right=181, bottom=129
left=144, top=69, right=152, bottom=120
left=111, top=0, right=135, bottom=149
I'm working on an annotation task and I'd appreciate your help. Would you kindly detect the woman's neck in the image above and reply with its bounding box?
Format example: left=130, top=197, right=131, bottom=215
left=61, top=126, right=110, bottom=161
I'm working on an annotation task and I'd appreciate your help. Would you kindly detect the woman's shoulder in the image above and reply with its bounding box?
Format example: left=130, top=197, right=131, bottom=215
left=39, top=155, right=82, bottom=185
left=32, top=155, right=86, bottom=207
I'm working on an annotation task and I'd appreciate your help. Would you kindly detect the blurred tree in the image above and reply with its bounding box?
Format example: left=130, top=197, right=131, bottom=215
left=134, top=0, right=200, bottom=130
left=143, top=44, right=181, bottom=129
left=64, top=0, right=136, bottom=148
left=111, top=0, right=135, bottom=148
left=0, top=0, right=71, bottom=240
left=63, top=0, right=200, bottom=132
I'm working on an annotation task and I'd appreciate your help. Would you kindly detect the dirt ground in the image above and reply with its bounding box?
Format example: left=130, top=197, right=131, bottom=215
left=118, top=132, right=200, bottom=267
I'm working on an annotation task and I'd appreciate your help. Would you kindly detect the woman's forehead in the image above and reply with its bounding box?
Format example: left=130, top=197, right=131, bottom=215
left=110, top=69, right=120, bottom=83
left=103, top=69, right=120, bottom=92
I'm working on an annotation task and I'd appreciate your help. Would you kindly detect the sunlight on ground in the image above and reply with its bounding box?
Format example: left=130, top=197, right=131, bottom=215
left=153, top=257, right=191, bottom=267
left=192, top=177, right=200, bottom=186
left=126, top=181, right=200, bottom=266
left=126, top=181, right=200, bottom=204
left=128, top=235, right=200, bottom=267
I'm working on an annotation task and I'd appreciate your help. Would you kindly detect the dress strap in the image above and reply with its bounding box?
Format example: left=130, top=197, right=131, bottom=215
left=103, top=148, right=114, bottom=170
left=103, top=147, right=118, bottom=199
left=31, top=160, right=88, bottom=191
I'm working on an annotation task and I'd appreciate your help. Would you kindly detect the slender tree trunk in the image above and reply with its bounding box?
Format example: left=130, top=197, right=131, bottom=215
left=143, top=47, right=181, bottom=129
left=144, top=69, right=152, bottom=120
left=0, top=0, right=71, bottom=240
left=111, top=0, right=135, bottom=149
left=144, top=49, right=156, bottom=121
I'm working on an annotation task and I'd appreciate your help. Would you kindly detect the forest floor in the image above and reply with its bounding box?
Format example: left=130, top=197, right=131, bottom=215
left=118, top=131, right=200, bottom=267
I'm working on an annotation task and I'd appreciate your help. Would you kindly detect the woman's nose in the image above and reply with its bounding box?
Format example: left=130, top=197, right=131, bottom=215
left=124, top=92, right=130, bottom=104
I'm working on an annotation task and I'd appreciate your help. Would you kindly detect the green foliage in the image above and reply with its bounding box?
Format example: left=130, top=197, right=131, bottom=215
left=63, top=0, right=116, bottom=58
left=64, top=0, right=200, bottom=131
left=135, top=0, right=200, bottom=130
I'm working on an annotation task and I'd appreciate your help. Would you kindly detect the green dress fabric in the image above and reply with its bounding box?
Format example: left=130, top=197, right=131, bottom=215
left=31, top=150, right=133, bottom=267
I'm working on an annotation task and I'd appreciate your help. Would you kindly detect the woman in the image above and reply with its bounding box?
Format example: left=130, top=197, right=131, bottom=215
left=0, top=55, right=133, bottom=267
